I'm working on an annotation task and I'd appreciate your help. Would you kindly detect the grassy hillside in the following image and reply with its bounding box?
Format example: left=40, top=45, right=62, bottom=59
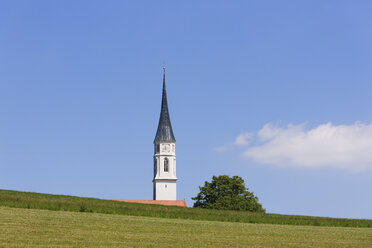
left=1, top=206, right=372, bottom=248
left=1, top=189, right=371, bottom=228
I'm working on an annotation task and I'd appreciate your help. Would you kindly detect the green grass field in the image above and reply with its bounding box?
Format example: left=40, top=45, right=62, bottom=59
left=1, top=189, right=371, bottom=228
left=1, top=206, right=372, bottom=248
left=1, top=190, right=372, bottom=247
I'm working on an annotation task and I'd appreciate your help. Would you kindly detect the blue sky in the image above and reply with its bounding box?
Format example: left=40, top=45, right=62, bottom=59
left=1, top=1, right=372, bottom=219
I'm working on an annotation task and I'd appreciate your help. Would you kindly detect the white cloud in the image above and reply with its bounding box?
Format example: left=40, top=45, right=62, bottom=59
left=215, top=132, right=253, bottom=152
left=234, top=133, right=253, bottom=146
left=242, top=122, right=372, bottom=171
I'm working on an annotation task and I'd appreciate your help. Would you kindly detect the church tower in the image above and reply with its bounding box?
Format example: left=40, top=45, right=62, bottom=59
left=153, top=67, right=177, bottom=200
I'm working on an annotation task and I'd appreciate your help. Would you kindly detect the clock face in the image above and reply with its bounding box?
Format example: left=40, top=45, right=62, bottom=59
left=162, top=145, right=169, bottom=152
left=160, top=143, right=174, bottom=153
left=160, top=144, right=174, bottom=153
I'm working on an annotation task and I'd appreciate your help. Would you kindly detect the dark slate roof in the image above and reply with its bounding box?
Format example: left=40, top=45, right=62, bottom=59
left=154, top=68, right=176, bottom=143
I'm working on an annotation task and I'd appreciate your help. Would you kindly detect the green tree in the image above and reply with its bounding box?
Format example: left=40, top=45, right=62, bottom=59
left=192, top=175, right=265, bottom=212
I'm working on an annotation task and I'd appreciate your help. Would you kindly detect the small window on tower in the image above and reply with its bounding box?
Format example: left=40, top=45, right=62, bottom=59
left=154, top=159, right=157, bottom=177
left=156, top=144, right=160, bottom=153
left=164, top=158, right=169, bottom=172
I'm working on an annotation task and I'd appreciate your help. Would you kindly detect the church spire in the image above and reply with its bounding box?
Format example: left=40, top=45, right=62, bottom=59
left=154, top=67, right=176, bottom=143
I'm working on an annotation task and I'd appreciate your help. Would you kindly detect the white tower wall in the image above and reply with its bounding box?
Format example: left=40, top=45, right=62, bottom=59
left=153, top=180, right=177, bottom=200
left=153, top=142, right=177, bottom=200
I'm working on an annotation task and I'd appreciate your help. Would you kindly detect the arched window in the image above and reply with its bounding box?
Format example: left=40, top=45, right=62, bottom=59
left=173, top=158, right=176, bottom=176
left=154, top=159, right=157, bottom=177
left=164, top=158, right=169, bottom=172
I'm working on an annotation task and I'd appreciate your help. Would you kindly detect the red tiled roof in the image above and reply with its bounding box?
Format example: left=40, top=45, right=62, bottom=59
left=112, top=200, right=187, bottom=207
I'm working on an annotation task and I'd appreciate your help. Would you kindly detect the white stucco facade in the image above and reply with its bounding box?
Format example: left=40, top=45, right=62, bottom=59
left=153, top=142, right=177, bottom=200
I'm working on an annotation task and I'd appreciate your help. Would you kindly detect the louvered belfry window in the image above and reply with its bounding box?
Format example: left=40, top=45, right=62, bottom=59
left=164, top=158, right=169, bottom=172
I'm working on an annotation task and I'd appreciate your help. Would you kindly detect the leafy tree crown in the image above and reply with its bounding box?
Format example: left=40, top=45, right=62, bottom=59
left=192, top=175, right=265, bottom=212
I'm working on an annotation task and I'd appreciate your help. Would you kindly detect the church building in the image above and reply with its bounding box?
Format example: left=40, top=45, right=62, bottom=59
left=153, top=67, right=177, bottom=200
left=118, top=67, right=185, bottom=207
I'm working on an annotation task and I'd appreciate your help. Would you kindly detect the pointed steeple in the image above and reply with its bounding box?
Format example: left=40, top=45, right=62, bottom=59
left=154, top=67, right=176, bottom=143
